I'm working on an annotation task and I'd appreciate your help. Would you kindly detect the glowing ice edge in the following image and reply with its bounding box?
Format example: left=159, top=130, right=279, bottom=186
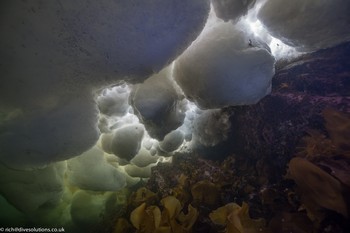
left=247, top=19, right=301, bottom=60
left=241, top=0, right=302, bottom=61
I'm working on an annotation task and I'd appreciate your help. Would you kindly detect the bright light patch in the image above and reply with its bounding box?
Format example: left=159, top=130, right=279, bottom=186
left=245, top=18, right=302, bottom=60
left=269, top=37, right=301, bottom=60
left=248, top=20, right=265, bottom=37
left=235, top=0, right=302, bottom=61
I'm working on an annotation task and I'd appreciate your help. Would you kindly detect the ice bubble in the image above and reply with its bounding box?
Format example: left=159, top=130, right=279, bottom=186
left=110, top=124, right=145, bottom=161
left=159, top=130, right=185, bottom=153
left=66, top=147, right=126, bottom=191
left=0, top=96, right=100, bottom=169
left=131, top=68, right=186, bottom=140
left=174, top=21, right=275, bottom=109
left=211, top=0, right=257, bottom=22
left=258, top=0, right=350, bottom=52
left=130, top=147, right=159, bottom=168
left=0, top=162, right=66, bottom=214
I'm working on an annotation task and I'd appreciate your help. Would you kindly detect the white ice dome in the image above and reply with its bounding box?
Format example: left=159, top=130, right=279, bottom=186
left=174, top=21, right=275, bottom=109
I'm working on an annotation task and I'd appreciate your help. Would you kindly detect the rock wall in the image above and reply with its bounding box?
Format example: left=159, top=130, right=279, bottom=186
left=228, top=42, right=350, bottom=180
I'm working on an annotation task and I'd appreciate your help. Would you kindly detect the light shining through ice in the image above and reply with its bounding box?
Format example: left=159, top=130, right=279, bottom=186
left=246, top=19, right=302, bottom=60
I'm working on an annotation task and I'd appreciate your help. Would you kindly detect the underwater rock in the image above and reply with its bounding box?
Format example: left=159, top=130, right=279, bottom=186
left=192, top=109, right=231, bottom=147
left=268, top=212, right=313, bottom=233
left=141, top=42, right=350, bottom=233
left=228, top=42, right=350, bottom=180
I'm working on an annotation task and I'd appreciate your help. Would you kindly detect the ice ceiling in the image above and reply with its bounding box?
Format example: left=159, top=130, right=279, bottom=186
left=1, top=0, right=350, bottom=226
